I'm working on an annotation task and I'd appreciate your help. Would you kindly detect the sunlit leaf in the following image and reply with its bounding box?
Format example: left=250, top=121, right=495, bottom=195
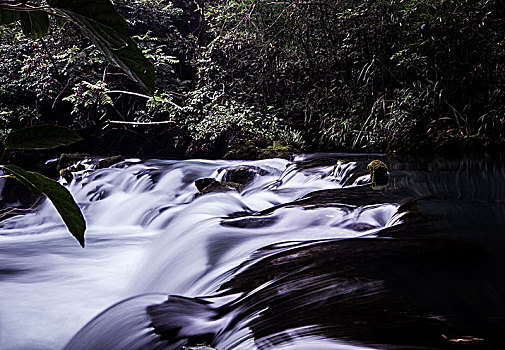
left=1, top=165, right=86, bottom=247
left=5, top=125, right=83, bottom=150
left=19, top=11, right=49, bottom=39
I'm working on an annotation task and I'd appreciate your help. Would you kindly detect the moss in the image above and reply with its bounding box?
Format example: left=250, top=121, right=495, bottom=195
left=258, top=141, right=297, bottom=159
left=194, top=177, right=241, bottom=196
left=57, top=153, right=90, bottom=171
left=97, top=155, right=124, bottom=169
left=223, top=140, right=259, bottom=160
left=367, top=160, right=388, bottom=188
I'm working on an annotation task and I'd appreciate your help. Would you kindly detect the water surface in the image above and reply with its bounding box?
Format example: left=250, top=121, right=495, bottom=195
left=1, top=154, right=504, bottom=349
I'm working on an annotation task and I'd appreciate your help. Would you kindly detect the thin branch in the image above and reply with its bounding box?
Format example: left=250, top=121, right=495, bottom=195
left=105, top=120, right=176, bottom=126
left=52, top=79, right=71, bottom=109
left=40, top=37, right=63, bottom=82
left=106, top=90, right=151, bottom=99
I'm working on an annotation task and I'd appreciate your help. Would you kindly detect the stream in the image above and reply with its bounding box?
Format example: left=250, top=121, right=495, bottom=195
left=1, top=154, right=504, bottom=349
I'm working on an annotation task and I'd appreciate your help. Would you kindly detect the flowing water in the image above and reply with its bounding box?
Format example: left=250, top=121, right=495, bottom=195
left=1, top=154, right=504, bottom=349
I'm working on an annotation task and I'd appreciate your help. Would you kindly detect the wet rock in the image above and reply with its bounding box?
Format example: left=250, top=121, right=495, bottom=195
left=221, top=215, right=277, bottom=229
left=0, top=177, right=41, bottom=221
left=220, top=165, right=268, bottom=186
left=59, top=162, right=86, bottom=183
left=59, top=168, right=74, bottom=183
left=344, top=222, right=378, bottom=232
left=97, top=155, right=124, bottom=169
left=195, top=178, right=240, bottom=195
left=258, top=185, right=415, bottom=216
left=147, top=296, right=218, bottom=348
left=332, top=160, right=370, bottom=186
left=57, top=153, right=90, bottom=171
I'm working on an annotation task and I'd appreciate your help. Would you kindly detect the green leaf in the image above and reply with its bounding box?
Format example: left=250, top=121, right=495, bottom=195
left=19, top=11, right=49, bottom=39
left=5, top=125, right=83, bottom=150
left=0, top=8, right=20, bottom=25
left=47, top=0, right=155, bottom=94
left=1, top=165, right=86, bottom=247
left=54, top=15, right=68, bottom=29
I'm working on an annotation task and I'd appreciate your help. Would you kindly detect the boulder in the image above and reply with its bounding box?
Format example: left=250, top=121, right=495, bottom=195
left=57, top=153, right=90, bottom=171
left=367, top=160, right=389, bottom=188
left=195, top=178, right=240, bottom=196
left=220, top=165, right=268, bottom=186
left=97, top=155, right=124, bottom=169
left=258, top=141, right=297, bottom=159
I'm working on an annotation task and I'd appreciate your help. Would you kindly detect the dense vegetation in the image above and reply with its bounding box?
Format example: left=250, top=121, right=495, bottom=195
left=1, top=0, right=504, bottom=158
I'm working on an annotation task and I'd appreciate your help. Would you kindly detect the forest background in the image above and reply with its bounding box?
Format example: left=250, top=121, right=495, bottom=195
left=1, top=0, right=504, bottom=160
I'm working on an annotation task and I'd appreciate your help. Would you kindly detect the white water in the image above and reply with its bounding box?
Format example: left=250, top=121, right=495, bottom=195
left=0, top=157, right=400, bottom=349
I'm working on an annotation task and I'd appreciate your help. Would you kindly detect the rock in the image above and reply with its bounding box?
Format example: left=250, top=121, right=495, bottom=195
left=258, top=141, right=297, bottom=159
left=0, top=177, right=40, bottom=220
left=97, top=155, right=124, bottom=169
left=57, top=153, right=90, bottom=171
left=58, top=159, right=87, bottom=183
left=59, top=168, right=74, bottom=183
left=220, top=165, right=268, bottom=186
left=223, top=140, right=260, bottom=160
left=195, top=178, right=240, bottom=195
left=344, top=222, right=378, bottom=231
left=367, top=160, right=389, bottom=188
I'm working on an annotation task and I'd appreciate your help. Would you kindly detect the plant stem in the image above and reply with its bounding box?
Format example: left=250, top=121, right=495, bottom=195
left=40, top=37, right=63, bottom=82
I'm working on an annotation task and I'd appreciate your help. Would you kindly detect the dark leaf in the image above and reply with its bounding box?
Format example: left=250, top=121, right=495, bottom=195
left=5, top=125, right=83, bottom=150
left=19, top=11, right=49, bottom=39
left=1, top=165, right=86, bottom=247
left=54, top=14, right=68, bottom=29
left=48, top=0, right=155, bottom=94
left=0, top=8, right=20, bottom=25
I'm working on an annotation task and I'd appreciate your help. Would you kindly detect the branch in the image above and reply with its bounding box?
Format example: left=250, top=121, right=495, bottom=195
left=105, top=120, right=176, bottom=126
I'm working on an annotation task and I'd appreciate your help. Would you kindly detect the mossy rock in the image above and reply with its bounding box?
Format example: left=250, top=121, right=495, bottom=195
left=367, top=160, right=389, bottom=188
left=220, top=165, right=268, bottom=186
left=195, top=178, right=241, bottom=196
left=57, top=153, right=90, bottom=171
left=223, top=140, right=259, bottom=160
left=258, top=141, right=297, bottom=159
left=97, top=155, right=125, bottom=169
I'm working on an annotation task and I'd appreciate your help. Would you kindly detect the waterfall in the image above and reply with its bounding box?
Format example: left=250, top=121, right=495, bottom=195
left=2, top=155, right=504, bottom=349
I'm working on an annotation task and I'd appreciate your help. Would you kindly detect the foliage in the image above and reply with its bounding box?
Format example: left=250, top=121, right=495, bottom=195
left=1, top=0, right=504, bottom=156
left=198, top=0, right=505, bottom=152
left=0, top=0, right=154, bottom=93
left=0, top=125, right=86, bottom=247
left=63, top=80, right=114, bottom=123
left=5, top=124, right=82, bottom=149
